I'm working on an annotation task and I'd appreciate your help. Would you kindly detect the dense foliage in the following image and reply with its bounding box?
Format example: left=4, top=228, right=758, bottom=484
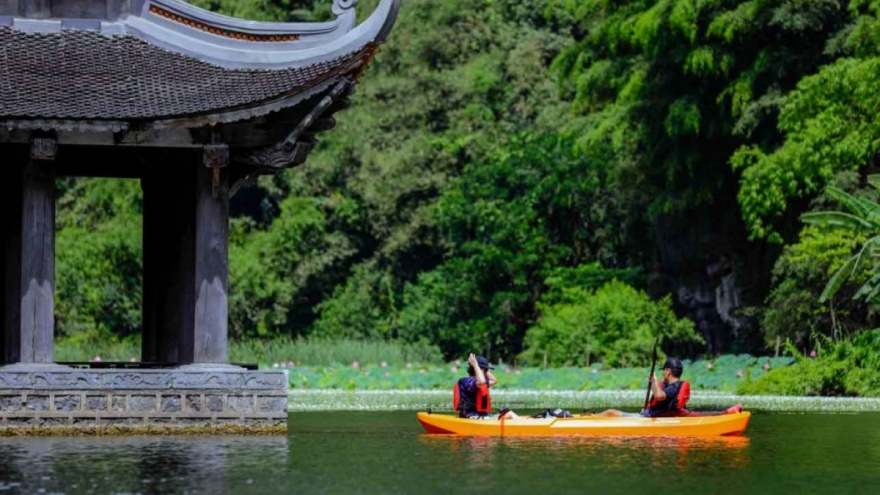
left=52, top=1, right=880, bottom=388
left=521, top=279, right=702, bottom=367
left=738, top=330, right=880, bottom=396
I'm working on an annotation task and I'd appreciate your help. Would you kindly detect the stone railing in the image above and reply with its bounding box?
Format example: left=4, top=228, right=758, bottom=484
left=0, top=368, right=288, bottom=434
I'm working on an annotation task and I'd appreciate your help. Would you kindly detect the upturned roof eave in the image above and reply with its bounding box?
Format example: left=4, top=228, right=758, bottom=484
left=137, top=0, right=356, bottom=36
left=125, top=0, right=401, bottom=70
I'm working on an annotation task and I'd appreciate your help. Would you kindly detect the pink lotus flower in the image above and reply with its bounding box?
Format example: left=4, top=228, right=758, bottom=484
left=810, top=350, right=817, bottom=358
left=763, top=362, right=771, bottom=371
left=352, top=361, right=360, bottom=369
left=129, top=357, right=136, bottom=363
left=450, top=366, right=458, bottom=373
left=706, top=362, right=713, bottom=370
left=454, top=359, right=462, bottom=366
left=288, top=361, right=295, bottom=368
left=736, top=370, right=743, bottom=378
left=92, top=356, right=102, bottom=362
left=380, top=361, right=388, bottom=368
left=279, top=362, right=286, bottom=368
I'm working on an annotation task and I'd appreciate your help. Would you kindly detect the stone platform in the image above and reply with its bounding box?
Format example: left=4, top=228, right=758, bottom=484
left=0, top=366, right=289, bottom=435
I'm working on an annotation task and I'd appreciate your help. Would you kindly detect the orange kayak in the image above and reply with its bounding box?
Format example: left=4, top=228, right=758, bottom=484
left=417, top=411, right=751, bottom=437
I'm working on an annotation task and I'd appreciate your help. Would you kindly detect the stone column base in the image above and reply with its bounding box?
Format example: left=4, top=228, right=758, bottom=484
left=0, top=367, right=288, bottom=435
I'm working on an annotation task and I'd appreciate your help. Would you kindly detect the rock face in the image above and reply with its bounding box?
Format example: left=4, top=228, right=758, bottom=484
left=672, top=256, right=756, bottom=355
left=651, top=209, right=765, bottom=355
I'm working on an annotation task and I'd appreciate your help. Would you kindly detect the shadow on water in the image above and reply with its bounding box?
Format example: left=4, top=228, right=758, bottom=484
left=0, top=436, right=289, bottom=495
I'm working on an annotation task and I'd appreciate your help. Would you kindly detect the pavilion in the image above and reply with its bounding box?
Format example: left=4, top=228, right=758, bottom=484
left=0, top=0, right=400, bottom=433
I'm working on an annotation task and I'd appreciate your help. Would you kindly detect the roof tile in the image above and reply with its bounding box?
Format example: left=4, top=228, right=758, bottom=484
left=0, top=26, right=358, bottom=121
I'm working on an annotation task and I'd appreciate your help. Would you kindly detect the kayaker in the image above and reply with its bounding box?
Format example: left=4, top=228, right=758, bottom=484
left=455, top=353, right=518, bottom=419
left=594, top=357, right=687, bottom=417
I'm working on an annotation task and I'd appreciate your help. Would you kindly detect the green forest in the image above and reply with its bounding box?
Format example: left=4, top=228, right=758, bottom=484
left=55, top=0, right=880, bottom=395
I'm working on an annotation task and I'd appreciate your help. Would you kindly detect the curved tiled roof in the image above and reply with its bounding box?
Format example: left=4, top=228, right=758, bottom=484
left=0, top=27, right=363, bottom=121
left=0, top=0, right=400, bottom=129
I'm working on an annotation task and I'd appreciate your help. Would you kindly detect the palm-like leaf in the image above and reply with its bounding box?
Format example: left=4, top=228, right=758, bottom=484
left=820, top=254, right=858, bottom=302
left=820, top=235, right=880, bottom=302
left=801, top=211, right=874, bottom=231
left=866, top=174, right=880, bottom=193
left=809, top=181, right=880, bottom=306
left=824, top=187, right=873, bottom=218
left=854, top=271, right=880, bottom=301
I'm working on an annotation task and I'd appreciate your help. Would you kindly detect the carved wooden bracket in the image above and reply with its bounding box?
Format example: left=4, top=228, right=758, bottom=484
left=30, top=137, right=57, bottom=161
left=240, top=78, right=352, bottom=170
left=204, top=144, right=229, bottom=198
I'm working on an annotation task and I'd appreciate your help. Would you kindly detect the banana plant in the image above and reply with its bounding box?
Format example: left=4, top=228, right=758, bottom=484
left=801, top=175, right=880, bottom=304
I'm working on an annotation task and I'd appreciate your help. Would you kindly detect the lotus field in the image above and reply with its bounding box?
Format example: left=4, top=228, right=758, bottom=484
left=274, top=354, right=794, bottom=393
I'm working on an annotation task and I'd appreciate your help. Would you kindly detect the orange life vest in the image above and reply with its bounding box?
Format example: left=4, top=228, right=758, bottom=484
left=453, top=379, right=492, bottom=414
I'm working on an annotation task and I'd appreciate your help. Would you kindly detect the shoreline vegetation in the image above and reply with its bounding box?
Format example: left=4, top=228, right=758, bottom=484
left=57, top=336, right=880, bottom=399
left=287, top=389, right=880, bottom=413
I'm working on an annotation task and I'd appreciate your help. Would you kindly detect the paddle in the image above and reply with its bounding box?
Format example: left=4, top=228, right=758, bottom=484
left=643, top=336, right=660, bottom=412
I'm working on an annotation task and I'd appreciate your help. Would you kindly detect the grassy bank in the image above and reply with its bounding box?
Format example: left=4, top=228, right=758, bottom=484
left=287, top=389, right=880, bottom=413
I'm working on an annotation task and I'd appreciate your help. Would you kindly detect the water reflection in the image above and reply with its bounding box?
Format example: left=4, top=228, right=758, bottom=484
left=2, top=412, right=879, bottom=495
left=0, top=436, right=288, bottom=495
left=418, top=434, right=751, bottom=472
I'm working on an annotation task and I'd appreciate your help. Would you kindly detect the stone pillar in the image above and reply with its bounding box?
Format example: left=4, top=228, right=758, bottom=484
left=2, top=141, right=56, bottom=365
left=141, top=148, right=229, bottom=365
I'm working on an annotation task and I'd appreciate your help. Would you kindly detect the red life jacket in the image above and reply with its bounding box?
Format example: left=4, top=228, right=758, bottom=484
left=677, top=380, right=691, bottom=409
left=453, top=379, right=492, bottom=414
left=647, top=380, right=690, bottom=414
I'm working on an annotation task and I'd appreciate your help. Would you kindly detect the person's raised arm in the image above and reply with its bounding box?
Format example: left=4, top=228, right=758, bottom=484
left=485, top=370, right=498, bottom=387
left=468, top=353, right=486, bottom=385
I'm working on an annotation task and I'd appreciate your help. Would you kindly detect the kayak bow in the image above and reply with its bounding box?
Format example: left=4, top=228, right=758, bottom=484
left=417, top=411, right=750, bottom=437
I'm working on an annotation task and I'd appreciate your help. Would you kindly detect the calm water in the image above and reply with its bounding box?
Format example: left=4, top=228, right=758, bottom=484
left=1, top=411, right=879, bottom=494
